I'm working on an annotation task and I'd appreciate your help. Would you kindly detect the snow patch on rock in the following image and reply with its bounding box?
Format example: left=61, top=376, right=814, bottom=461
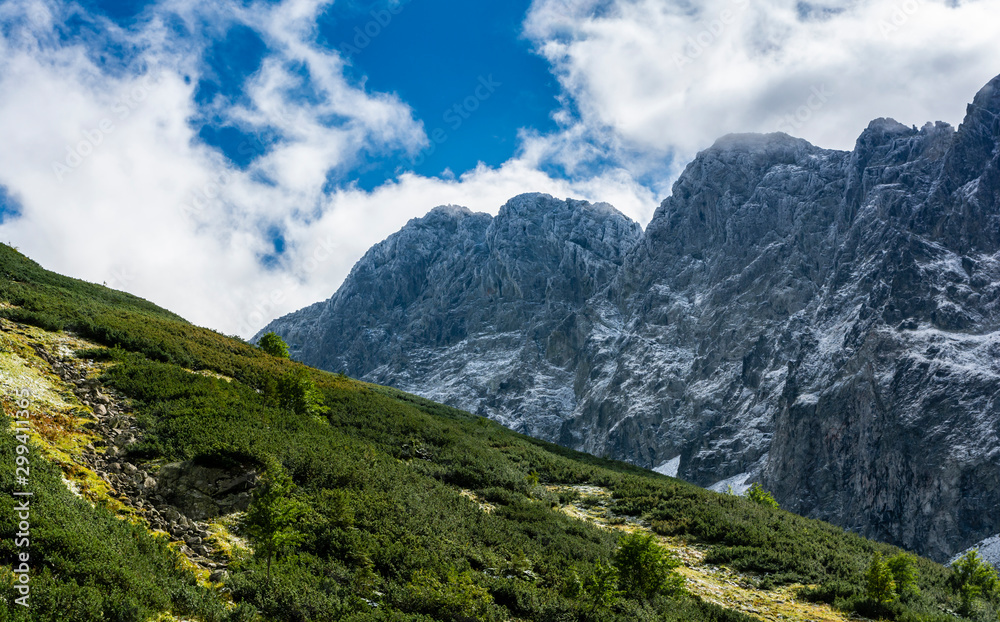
left=949, top=534, right=1000, bottom=571
left=708, top=473, right=753, bottom=496
left=653, top=456, right=681, bottom=478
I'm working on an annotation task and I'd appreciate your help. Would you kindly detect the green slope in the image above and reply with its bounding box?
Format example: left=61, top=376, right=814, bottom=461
left=0, top=243, right=992, bottom=622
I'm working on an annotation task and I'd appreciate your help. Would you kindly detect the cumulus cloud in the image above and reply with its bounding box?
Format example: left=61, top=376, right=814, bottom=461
left=524, top=0, right=1000, bottom=159
left=0, top=0, right=997, bottom=337
left=0, top=0, right=651, bottom=336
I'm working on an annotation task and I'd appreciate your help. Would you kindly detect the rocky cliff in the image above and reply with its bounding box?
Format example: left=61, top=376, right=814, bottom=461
left=266, top=195, right=643, bottom=439
left=259, top=75, right=1000, bottom=562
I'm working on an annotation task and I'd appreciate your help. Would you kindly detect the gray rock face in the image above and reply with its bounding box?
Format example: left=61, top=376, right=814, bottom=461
left=266, top=194, right=642, bottom=439
left=259, top=75, right=1000, bottom=562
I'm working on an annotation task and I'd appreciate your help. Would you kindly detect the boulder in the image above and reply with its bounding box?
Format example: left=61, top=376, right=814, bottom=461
left=155, top=461, right=259, bottom=521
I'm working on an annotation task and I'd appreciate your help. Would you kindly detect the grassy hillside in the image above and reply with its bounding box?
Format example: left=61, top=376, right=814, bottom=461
left=0, top=243, right=994, bottom=622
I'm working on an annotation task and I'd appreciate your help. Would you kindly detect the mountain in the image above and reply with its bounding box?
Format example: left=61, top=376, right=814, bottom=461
left=6, top=242, right=984, bottom=622
left=259, top=74, right=1000, bottom=564
left=265, top=195, right=642, bottom=440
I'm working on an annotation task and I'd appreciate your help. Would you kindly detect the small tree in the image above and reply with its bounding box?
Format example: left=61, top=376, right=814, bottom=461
left=613, top=532, right=684, bottom=599
left=258, top=332, right=289, bottom=358
left=746, top=482, right=780, bottom=508
left=406, top=568, right=496, bottom=621
left=277, top=370, right=330, bottom=419
left=886, top=552, right=919, bottom=599
left=583, top=560, right=621, bottom=613
left=949, top=550, right=999, bottom=616
left=243, top=458, right=309, bottom=580
left=864, top=552, right=897, bottom=604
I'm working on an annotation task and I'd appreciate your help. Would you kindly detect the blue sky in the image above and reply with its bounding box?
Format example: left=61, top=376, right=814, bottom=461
left=77, top=0, right=157, bottom=23
left=0, top=185, right=21, bottom=225
left=75, top=0, right=562, bottom=190
left=316, top=0, right=561, bottom=187
left=0, top=0, right=998, bottom=335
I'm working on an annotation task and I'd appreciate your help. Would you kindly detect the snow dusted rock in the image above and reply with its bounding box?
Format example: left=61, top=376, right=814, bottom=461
left=950, top=534, right=1000, bottom=571
left=262, top=194, right=642, bottom=439
left=259, top=75, right=1000, bottom=562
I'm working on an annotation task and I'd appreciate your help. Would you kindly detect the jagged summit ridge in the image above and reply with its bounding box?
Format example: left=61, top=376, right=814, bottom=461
left=259, top=74, right=1000, bottom=563
left=265, top=193, right=642, bottom=437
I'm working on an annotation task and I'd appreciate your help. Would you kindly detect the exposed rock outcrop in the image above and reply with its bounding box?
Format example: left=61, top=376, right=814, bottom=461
left=156, top=461, right=256, bottom=521
left=33, top=342, right=254, bottom=570
left=267, top=195, right=642, bottom=439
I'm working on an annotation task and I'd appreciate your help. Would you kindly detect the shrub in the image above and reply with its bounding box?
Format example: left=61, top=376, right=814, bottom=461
left=613, top=532, right=684, bottom=599
left=745, top=483, right=779, bottom=509
left=583, top=560, right=621, bottom=612
left=226, top=557, right=351, bottom=622
left=405, top=568, right=498, bottom=621
left=0, top=307, right=64, bottom=331
left=276, top=370, right=330, bottom=418
left=797, top=579, right=859, bottom=604
left=849, top=594, right=905, bottom=621
left=579, top=494, right=604, bottom=508
left=259, top=332, right=290, bottom=358
left=557, top=489, right=580, bottom=506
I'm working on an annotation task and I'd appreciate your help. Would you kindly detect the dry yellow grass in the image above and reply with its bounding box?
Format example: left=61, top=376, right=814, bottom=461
left=0, top=322, right=129, bottom=511
left=546, top=484, right=869, bottom=622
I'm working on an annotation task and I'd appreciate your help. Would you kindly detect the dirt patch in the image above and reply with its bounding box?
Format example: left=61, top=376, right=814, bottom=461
left=459, top=488, right=497, bottom=513
left=545, top=484, right=868, bottom=622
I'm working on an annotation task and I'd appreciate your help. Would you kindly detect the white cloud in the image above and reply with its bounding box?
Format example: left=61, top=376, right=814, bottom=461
left=0, top=0, right=651, bottom=337
left=524, top=0, right=1000, bottom=158
left=0, top=0, right=430, bottom=335
left=0, top=0, right=998, bottom=338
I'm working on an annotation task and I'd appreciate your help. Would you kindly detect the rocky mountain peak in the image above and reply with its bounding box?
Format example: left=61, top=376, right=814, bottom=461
left=707, top=131, right=816, bottom=154
left=426, top=203, right=476, bottom=219
left=487, top=193, right=643, bottom=307
left=968, top=73, right=1000, bottom=124
left=493, top=192, right=640, bottom=241
left=942, top=74, right=1000, bottom=183
left=911, top=74, right=1000, bottom=253
left=260, top=73, right=1000, bottom=563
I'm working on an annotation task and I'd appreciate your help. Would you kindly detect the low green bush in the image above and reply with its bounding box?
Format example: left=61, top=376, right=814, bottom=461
left=0, top=242, right=974, bottom=622
left=0, top=307, right=64, bottom=332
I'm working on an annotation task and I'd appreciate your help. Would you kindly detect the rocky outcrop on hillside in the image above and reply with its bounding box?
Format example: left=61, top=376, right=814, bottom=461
left=30, top=338, right=251, bottom=574
left=259, top=75, right=1000, bottom=562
